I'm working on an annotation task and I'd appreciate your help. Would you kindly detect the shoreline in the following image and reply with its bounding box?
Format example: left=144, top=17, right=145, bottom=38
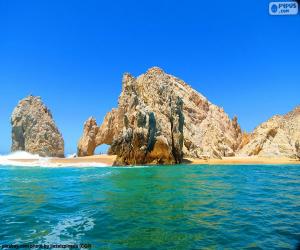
left=5, top=155, right=117, bottom=167
left=184, top=156, right=300, bottom=165
left=2, top=154, right=300, bottom=166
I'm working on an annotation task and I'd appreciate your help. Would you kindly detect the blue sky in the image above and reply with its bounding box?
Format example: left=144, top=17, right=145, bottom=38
left=0, top=0, right=299, bottom=154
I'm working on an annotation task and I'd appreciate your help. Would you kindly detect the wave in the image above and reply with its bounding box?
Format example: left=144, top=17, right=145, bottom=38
left=0, top=151, right=109, bottom=168
left=0, top=151, right=156, bottom=168
left=0, top=151, right=41, bottom=160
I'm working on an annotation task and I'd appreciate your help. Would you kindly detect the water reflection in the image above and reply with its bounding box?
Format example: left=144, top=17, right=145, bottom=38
left=5, top=169, right=48, bottom=214
left=0, top=165, right=299, bottom=249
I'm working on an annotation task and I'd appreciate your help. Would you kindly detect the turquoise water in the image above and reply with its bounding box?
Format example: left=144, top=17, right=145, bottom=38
left=0, top=164, right=299, bottom=249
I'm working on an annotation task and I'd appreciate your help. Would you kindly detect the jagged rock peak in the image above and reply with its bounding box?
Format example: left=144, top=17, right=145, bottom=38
left=285, top=105, right=300, bottom=118
left=122, top=72, right=135, bottom=83
left=146, top=66, right=165, bottom=75
left=11, top=95, right=64, bottom=157
left=238, top=105, right=300, bottom=158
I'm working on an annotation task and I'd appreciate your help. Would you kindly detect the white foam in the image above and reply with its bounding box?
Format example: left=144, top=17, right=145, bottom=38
left=0, top=151, right=109, bottom=168
left=66, top=153, right=77, bottom=158
left=0, top=151, right=41, bottom=160
left=0, top=151, right=45, bottom=167
left=39, top=214, right=95, bottom=245
left=0, top=151, right=157, bottom=168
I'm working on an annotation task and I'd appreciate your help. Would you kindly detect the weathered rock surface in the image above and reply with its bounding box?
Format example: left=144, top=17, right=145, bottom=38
left=11, top=95, right=64, bottom=157
left=77, top=117, right=98, bottom=157
left=78, top=67, right=242, bottom=164
left=238, top=106, right=300, bottom=158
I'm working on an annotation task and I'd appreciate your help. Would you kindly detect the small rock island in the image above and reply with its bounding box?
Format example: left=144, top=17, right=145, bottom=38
left=11, top=95, right=64, bottom=157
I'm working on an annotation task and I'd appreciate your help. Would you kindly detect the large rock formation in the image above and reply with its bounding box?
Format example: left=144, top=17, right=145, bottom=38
left=238, top=106, right=300, bottom=158
left=11, top=95, right=64, bottom=157
left=78, top=67, right=242, bottom=165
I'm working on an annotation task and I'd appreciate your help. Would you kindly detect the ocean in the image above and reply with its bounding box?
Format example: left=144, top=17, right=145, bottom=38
left=0, top=164, right=299, bottom=249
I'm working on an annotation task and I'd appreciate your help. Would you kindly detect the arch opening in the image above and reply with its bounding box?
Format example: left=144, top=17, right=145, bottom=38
left=94, top=144, right=110, bottom=155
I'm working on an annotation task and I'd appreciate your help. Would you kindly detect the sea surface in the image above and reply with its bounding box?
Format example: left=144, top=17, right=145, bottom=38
left=0, top=164, right=299, bottom=249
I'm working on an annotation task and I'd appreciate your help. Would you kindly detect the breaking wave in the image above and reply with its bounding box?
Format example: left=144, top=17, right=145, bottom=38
left=0, top=151, right=41, bottom=160
left=0, top=151, right=109, bottom=168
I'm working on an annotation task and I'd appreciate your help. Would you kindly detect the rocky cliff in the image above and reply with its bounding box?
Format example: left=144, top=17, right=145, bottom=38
left=238, top=106, right=300, bottom=158
left=11, top=95, right=64, bottom=157
left=78, top=67, right=242, bottom=164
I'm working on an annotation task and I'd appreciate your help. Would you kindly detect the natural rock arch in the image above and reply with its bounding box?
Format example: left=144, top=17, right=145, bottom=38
left=77, top=67, right=242, bottom=165
left=77, top=109, right=120, bottom=157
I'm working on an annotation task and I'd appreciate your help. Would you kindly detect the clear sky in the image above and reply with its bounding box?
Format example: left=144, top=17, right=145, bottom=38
left=0, top=0, right=299, bottom=154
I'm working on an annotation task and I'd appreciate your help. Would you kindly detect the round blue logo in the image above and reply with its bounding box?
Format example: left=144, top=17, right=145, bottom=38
left=271, top=4, right=278, bottom=13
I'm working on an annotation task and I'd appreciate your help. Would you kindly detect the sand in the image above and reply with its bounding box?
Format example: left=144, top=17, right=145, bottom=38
left=9, top=154, right=117, bottom=166
left=51, top=154, right=117, bottom=165
left=184, top=156, right=300, bottom=165
left=6, top=155, right=300, bottom=166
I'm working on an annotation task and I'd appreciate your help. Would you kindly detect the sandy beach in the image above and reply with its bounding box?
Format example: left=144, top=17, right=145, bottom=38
left=184, top=156, right=300, bottom=165
left=51, top=155, right=117, bottom=165
left=7, top=154, right=117, bottom=167
left=6, top=154, right=300, bottom=166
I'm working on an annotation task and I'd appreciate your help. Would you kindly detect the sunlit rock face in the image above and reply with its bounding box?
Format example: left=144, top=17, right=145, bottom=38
left=77, top=117, right=99, bottom=157
left=78, top=67, right=242, bottom=164
left=238, top=106, right=300, bottom=158
left=11, top=95, right=64, bottom=157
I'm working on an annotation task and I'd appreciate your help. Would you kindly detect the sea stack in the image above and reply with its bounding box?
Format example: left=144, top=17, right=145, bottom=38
left=11, top=95, right=64, bottom=157
left=238, top=106, right=300, bottom=158
left=78, top=67, right=185, bottom=165
left=78, top=67, right=242, bottom=165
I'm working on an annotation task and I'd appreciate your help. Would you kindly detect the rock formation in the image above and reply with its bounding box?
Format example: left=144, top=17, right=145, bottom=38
left=78, top=67, right=242, bottom=165
left=11, top=95, right=64, bottom=157
left=77, top=117, right=99, bottom=157
left=78, top=69, right=184, bottom=165
left=238, top=106, right=300, bottom=158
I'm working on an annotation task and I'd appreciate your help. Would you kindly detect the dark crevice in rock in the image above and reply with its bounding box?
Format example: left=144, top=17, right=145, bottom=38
left=146, top=112, right=156, bottom=152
